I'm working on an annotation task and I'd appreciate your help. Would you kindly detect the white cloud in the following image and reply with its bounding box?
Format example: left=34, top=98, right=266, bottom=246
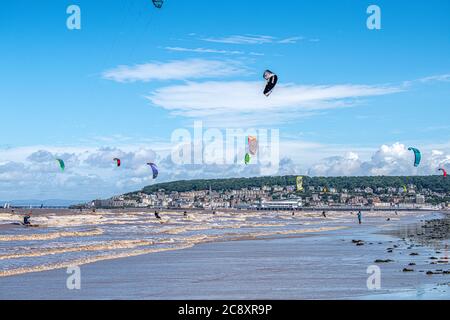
left=0, top=147, right=162, bottom=200
left=165, top=47, right=245, bottom=55
left=418, top=74, right=450, bottom=83
left=308, top=152, right=362, bottom=177
left=1, top=142, right=449, bottom=200
left=202, top=35, right=276, bottom=45
left=201, top=34, right=314, bottom=45
left=308, top=143, right=450, bottom=177
left=402, top=73, right=450, bottom=87
left=146, top=81, right=402, bottom=125
left=102, top=59, right=246, bottom=83
left=278, top=36, right=305, bottom=44
left=249, top=52, right=265, bottom=56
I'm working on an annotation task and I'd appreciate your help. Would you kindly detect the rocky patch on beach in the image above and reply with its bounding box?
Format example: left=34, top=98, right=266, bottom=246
left=352, top=240, right=365, bottom=246
left=426, top=270, right=450, bottom=275
left=373, top=214, right=450, bottom=284
left=418, top=218, right=450, bottom=243
left=375, top=259, right=394, bottom=263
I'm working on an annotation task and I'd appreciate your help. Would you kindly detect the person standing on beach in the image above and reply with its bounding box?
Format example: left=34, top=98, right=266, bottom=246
left=322, top=211, right=327, bottom=218
left=155, top=211, right=162, bottom=220
left=357, top=211, right=362, bottom=225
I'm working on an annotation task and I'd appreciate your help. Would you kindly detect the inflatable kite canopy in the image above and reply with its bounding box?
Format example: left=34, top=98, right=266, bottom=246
left=263, top=70, right=278, bottom=97
left=296, top=176, right=304, bottom=192
left=408, top=147, right=421, bottom=167
left=248, top=136, right=258, bottom=156
left=147, top=163, right=159, bottom=179
left=244, top=153, right=251, bottom=165
left=152, top=0, right=164, bottom=9
left=56, top=159, right=65, bottom=172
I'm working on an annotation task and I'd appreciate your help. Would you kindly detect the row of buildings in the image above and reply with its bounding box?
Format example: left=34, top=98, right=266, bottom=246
left=90, top=184, right=449, bottom=211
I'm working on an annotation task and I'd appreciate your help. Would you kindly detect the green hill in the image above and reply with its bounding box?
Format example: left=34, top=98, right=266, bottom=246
left=135, top=175, right=450, bottom=194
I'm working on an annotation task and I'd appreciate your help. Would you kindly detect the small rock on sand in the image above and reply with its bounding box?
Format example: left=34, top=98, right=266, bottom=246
left=375, top=259, right=394, bottom=263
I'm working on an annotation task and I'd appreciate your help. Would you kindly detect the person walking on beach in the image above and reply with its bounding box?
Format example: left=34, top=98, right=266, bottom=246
left=357, top=211, right=362, bottom=225
left=155, top=211, right=162, bottom=220
left=322, top=211, right=327, bottom=218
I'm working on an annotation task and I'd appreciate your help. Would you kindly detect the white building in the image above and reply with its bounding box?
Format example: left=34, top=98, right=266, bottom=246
left=416, top=194, right=426, bottom=205
left=259, top=199, right=302, bottom=210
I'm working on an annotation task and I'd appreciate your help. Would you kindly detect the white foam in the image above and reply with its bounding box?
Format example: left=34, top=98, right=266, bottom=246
left=0, top=228, right=103, bottom=242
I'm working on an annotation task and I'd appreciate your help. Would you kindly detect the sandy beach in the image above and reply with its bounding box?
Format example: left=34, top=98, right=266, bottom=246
left=0, top=209, right=449, bottom=300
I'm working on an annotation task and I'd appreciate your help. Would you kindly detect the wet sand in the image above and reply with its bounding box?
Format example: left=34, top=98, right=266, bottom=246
left=0, top=211, right=448, bottom=300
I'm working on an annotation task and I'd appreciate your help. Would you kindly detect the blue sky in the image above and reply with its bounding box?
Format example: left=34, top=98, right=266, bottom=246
left=1, top=0, right=450, bottom=200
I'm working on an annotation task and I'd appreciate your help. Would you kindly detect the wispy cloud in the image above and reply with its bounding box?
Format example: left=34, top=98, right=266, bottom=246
left=165, top=47, right=245, bottom=55
left=146, top=81, right=402, bottom=125
left=278, top=36, right=304, bottom=44
left=402, top=73, right=450, bottom=87
left=201, top=34, right=312, bottom=45
left=249, top=52, right=265, bottom=56
left=418, top=74, right=450, bottom=83
left=102, top=59, right=247, bottom=83
left=164, top=46, right=265, bottom=57
left=202, top=35, right=276, bottom=45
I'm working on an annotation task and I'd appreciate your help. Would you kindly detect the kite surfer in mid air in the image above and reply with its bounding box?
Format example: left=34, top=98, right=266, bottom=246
left=263, top=70, right=278, bottom=96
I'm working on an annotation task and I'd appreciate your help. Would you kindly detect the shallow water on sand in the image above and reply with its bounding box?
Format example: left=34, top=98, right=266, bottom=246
left=0, top=210, right=449, bottom=299
left=0, top=209, right=350, bottom=277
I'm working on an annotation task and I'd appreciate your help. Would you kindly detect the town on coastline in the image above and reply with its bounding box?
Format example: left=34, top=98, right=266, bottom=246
left=84, top=176, right=450, bottom=212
